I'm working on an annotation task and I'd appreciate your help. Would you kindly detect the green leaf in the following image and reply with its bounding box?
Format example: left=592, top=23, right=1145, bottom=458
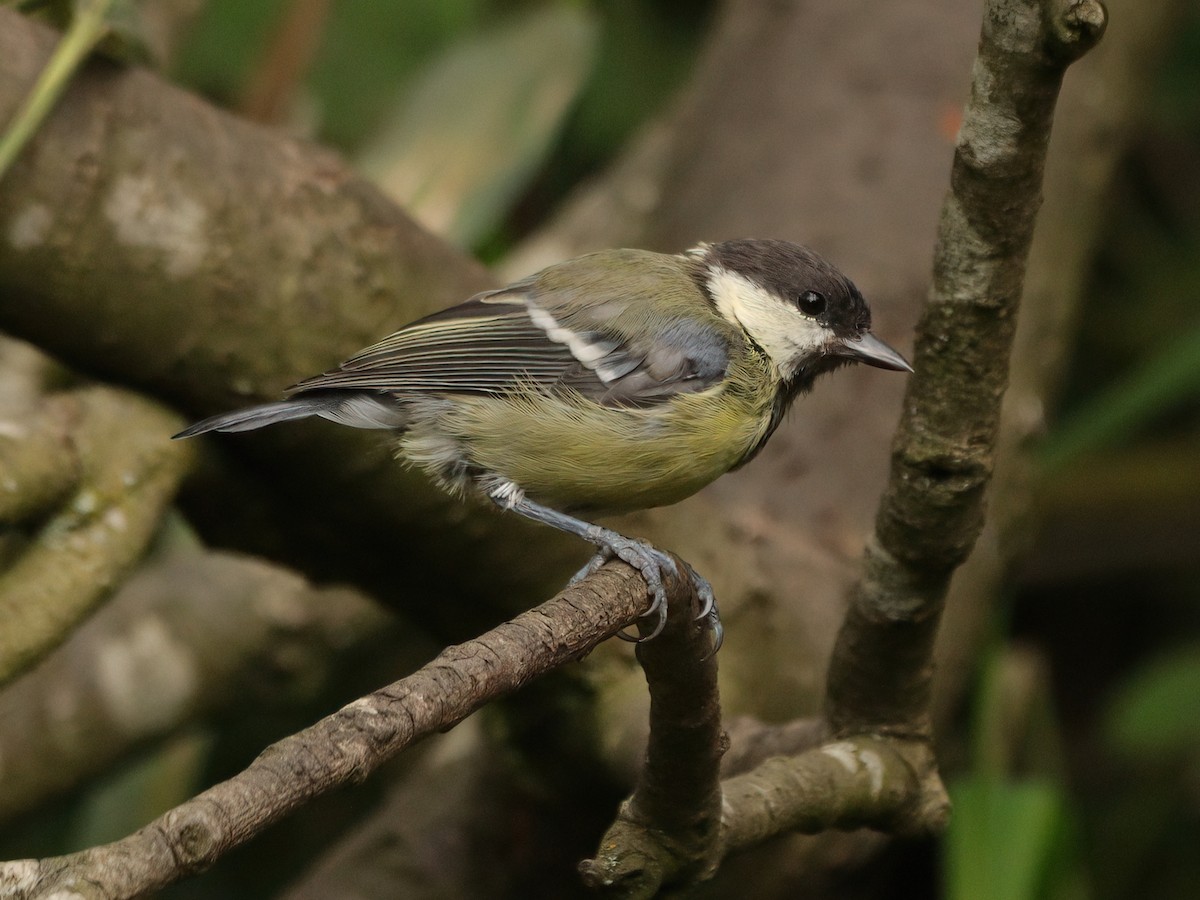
left=0, top=0, right=113, bottom=180
left=1105, top=643, right=1200, bottom=758
left=1041, top=322, right=1200, bottom=472
left=355, top=5, right=599, bottom=248
left=945, top=777, right=1068, bottom=900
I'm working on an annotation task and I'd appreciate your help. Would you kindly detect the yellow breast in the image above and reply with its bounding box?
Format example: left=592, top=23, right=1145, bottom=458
left=399, top=374, right=774, bottom=515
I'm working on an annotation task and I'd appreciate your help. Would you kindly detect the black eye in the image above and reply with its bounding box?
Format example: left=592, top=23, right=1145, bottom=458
left=797, top=290, right=826, bottom=316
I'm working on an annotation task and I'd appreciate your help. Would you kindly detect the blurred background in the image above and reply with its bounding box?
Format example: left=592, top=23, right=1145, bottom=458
left=1, top=1, right=1198, bottom=898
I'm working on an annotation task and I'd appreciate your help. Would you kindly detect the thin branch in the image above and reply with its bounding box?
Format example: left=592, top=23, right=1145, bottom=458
left=585, top=733, right=945, bottom=900
left=933, top=0, right=1191, bottom=723
left=0, top=564, right=654, bottom=900
left=824, top=0, right=1107, bottom=739
left=581, top=563, right=724, bottom=893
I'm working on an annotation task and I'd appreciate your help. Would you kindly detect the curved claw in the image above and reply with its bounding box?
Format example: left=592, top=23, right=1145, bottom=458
left=637, top=601, right=669, bottom=641
left=614, top=603, right=668, bottom=642
left=612, top=539, right=672, bottom=642
left=682, top=561, right=722, bottom=657
left=574, top=541, right=721, bottom=649
left=704, top=611, right=724, bottom=658
left=684, top=562, right=717, bottom=621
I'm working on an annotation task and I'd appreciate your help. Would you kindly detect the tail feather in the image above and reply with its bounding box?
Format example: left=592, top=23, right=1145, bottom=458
left=173, top=391, right=406, bottom=439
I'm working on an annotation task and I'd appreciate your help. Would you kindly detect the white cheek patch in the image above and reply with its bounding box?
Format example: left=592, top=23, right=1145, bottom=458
left=706, top=265, right=829, bottom=376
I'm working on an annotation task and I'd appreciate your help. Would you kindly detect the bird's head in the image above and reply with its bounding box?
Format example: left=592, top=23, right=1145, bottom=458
left=694, top=239, right=912, bottom=387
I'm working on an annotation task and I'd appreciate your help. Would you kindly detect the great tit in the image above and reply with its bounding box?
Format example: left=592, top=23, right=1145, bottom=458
left=175, top=239, right=911, bottom=650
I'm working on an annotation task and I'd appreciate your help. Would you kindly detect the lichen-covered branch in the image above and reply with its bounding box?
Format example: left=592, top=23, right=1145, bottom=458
left=0, top=551, right=392, bottom=824
left=0, top=394, right=79, bottom=526
left=0, top=386, right=194, bottom=684
left=584, top=733, right=945, bottom=899
left=0, top=564, right=653, bottom=900
left=824, top=0, right=1106, bottom=738
left=719, top=737, right=946, bottom=852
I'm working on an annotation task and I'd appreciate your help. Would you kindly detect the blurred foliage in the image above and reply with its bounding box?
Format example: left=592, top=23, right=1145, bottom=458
left=1053, top=3, right=1200, bottom=448
left=356, top=5, right=600, bottom=248
left=66, top=731, right=213, bottom=850
left=1106, top=643, right=1200, bottom=758
left=1040, top=323, right=1200, bottom=471
left=1078, top=643, right=1200, bottom=900
left=172, top=0, right=713, bottom=255
left=946, top=778, right=1082, bottom=900
left=943, top=640, right=1090, bottom=900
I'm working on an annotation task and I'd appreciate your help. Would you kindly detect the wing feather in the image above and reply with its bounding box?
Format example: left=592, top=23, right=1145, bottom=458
left=288, top=254, right=737, bottom=406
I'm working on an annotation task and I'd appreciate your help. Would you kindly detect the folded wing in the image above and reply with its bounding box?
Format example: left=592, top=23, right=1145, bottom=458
left=289, top=270, right=734, bottom=408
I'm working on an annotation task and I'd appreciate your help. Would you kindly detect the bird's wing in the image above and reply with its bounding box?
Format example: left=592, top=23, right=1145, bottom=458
left=289, top=256, right=736, bottom=407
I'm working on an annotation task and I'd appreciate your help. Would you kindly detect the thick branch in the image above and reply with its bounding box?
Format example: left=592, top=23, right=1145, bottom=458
left=824, top=0, right=1106, bottom=738
left=0, top=564, right=654, bottom=900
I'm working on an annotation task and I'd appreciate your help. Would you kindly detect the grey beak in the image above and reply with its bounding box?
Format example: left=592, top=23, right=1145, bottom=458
left=840, top=331, right=913, bottom=372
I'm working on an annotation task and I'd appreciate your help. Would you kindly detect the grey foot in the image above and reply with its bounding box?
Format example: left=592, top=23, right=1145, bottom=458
left=571, top=538, right=722, bottom=652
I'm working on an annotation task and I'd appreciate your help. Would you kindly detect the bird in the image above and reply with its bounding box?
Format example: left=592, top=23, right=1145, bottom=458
left=174, top=239, right=912, bottom=651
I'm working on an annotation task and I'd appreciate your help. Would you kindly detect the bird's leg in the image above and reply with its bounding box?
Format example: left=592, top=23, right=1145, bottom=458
left=488, top=487, right=721, bottom=650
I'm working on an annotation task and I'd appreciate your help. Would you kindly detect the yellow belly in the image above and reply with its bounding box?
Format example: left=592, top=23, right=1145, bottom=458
left=399, top=384, right=773, bottom=515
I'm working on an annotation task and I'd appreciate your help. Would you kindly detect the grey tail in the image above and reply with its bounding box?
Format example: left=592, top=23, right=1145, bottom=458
left=172, top=390, right=407, bottom=439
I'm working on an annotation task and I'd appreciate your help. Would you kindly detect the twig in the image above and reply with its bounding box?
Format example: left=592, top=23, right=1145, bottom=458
left=718, top=737, right=943, bottom=853
left=586, top=730, right=944, bottom=900
left=932, top=0, right=1189, bottom=724
left=0, top=564, right=652, bottom=900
